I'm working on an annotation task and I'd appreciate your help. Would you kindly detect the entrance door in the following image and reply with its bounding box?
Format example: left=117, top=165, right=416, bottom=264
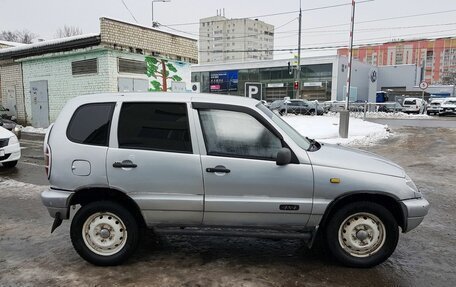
left=30, top=80, right=49, bottom=127
left=194, top=106, right=314, bottom=228
left=5, top=86, right=17, bottom=119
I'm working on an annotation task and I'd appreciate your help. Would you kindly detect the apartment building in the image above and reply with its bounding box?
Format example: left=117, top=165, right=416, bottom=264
left=338, top=37, right=456, bottom=84
left=199, top=15, right=274, bottom=64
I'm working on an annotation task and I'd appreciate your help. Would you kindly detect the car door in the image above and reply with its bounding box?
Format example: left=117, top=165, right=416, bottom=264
left=106, top=101, right=204, bottom=226
left=192, top=103, right=314, bottom=228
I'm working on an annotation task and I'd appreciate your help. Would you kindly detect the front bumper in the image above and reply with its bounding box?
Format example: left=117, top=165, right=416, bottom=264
left=400, top=197, right=430, bottom=233
left=41, top=188, right=75, bottom=219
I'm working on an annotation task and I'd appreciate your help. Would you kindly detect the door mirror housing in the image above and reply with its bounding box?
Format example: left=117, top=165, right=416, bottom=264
left=276, top=148, right=291, bottom=166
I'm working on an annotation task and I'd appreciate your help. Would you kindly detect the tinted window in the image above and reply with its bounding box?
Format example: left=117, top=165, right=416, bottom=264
left=118, top=102, right=192, bottom=153
left=404, top=100, right=416, bottom=105
left=67, top=103, right=115, bottom=146
left=199, top=109, right=282, bottom=160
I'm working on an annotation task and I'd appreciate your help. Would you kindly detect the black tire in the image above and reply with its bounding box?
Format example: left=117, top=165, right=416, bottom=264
left=309, top=109, right=316, bottom=115
left=279, top=109, right=286, bottom=116
left=2, top=160, right=18, bottom=168
left=325, top=201, right=399, bottom=268
left=70, top=200, right=140, bottom=266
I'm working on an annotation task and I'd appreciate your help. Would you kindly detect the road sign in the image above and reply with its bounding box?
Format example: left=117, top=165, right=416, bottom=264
left=419, top=81, right=429, bottom=90
left=245, top=82, right=262, bottom=100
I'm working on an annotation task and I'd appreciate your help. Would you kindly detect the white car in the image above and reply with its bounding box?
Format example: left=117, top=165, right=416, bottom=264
left=0, top=126, right=21, bottom=168
left=402, top=98, right=426, bottom=114
left=439, top=98, right=456, bottom=116
left=427, top=98, right=446, bottom=115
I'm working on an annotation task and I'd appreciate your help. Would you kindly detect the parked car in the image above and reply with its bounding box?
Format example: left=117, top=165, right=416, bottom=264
left=0, top=104, right=16, bottom=120
left=41, top=93, right=429, bottom=267
left=0, top=118, right=21, bottom=139
left=0, top=126, right=21, bottom=168
left=439, top=98, right=456, bottom=116
left=323, top=100, right=346, bottom=112
left=427, top=98, right=446, bottom=115
left=377, top=102, right=403, bottom=113
left=270, top=99, right=324, bottom=115
left=402, top=98, right=426, bottom=114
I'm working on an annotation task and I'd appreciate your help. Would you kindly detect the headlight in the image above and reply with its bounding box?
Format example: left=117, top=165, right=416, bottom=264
left=9, top=135, right=19, bottom=145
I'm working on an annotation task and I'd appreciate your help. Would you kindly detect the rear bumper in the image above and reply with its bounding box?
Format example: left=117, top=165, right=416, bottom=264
left=41, top=188, right=75, bottom=219
left=400, top=197, right=430, bottom=233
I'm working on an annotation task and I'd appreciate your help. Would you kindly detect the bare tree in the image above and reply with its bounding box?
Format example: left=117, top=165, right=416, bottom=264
left=441, top=70, right=456, bottom=85
left=55, top=25, right=83, bottom=38
left=0, top=30, right=37, bottom=43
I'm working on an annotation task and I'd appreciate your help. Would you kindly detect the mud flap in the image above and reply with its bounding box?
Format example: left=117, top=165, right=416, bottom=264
left=307, top=225, right=319, bottom=249
left=51, top=212, right=63, bottom=233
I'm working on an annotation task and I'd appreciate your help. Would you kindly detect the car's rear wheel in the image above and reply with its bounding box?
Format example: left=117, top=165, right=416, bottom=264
left=71, top=200, right=139, bottom=266
left=2, top=160, right=17, bottom=168
left=325, top=201, right=399, bottom=268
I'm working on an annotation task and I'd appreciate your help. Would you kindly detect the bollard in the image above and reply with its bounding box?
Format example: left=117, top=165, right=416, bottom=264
left=363, top=103, right=367, bottom=121
left=339, top=110, right=350, bottom=138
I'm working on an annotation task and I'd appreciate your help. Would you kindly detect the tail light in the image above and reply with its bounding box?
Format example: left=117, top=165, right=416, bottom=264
left=44, top=144, right=51, bottom=179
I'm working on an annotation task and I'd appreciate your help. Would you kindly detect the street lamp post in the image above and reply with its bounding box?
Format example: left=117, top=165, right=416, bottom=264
left=152, top=0, right=170, bottom=28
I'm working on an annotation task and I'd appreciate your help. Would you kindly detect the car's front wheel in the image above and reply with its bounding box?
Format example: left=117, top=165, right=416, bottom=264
left=70, top=200, right=139, bottom=266
left=325, top=201, right=399, bottom=268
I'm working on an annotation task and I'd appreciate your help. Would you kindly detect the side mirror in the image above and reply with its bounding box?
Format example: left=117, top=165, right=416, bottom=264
left=276, top=148, right=291, bottom=166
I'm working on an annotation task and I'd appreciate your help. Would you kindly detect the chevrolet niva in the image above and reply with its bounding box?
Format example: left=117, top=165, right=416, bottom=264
left=41, top=93, right=429, bottom=267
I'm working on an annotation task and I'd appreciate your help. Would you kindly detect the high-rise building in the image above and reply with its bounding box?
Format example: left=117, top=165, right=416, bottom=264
left=338, top=37, right=456, bottom=84
left=199, top=15, right=274, bottom=64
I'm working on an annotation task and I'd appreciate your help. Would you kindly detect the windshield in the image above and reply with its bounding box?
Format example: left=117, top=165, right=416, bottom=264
left=257, top=103, right=311, bottom=150
left=444, top=100, right=456, bottom=105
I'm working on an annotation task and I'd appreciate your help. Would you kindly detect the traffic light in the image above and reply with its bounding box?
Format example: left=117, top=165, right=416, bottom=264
left=288, top=62, right=292, bottom=75
left=293, top=81, right=299, bottom=90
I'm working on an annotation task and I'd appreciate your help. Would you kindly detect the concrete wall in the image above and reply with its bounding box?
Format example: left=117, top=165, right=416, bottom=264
left=0, top=62, right=27, bottom=123
left=100, top=17, right=198, bottom=63
left=21, top=48, right=115, bottom=124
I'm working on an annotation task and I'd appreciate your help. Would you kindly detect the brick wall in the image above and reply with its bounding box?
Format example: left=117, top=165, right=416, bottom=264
left=21, top=48, right=116, bottom=124
left=100, top=17, right=198, bottom=63
left=0, top=62, right=27, bottom=124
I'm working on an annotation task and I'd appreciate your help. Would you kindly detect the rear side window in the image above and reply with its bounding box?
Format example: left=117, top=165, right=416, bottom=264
left=67, top=102, right=115, bottom=146
left=118, top=102, right=192, bottom=153
left=404, top=100, right=416, bottom=105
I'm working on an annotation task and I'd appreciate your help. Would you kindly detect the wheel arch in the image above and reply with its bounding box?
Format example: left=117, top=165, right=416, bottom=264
left=319, top=192, right=406, bottom=232
left=70, top=187, right=146, bottom=228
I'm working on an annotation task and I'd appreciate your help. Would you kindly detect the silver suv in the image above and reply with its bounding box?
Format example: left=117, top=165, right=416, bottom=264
left=41, top=93, right=429, bottom=267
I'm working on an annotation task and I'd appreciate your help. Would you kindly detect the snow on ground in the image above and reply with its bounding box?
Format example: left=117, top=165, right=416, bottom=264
left=351, top=112, right=432, bottom=119
left=284, top=114, right=390, bottom=146
left=19, top=126, right=48, bottom=134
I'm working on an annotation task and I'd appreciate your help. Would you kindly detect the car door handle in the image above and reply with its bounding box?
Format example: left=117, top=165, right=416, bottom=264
left=113, top=160, right=137, bottom=168
left=206, top=166, right=230, bottom=173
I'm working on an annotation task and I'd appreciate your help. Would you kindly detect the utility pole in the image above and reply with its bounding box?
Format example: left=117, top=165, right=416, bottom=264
left=152, top=0, right=170, bottom=28
left=339, top=0, right=356, bottom=138
left=294, top=1, right=302, bottom=99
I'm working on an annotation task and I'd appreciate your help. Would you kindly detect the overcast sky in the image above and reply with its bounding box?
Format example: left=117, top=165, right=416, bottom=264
left=1, top=0, right=455, bottom=59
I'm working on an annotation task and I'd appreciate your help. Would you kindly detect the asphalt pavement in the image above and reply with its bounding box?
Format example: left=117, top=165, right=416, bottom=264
left=0, top=124, right=455, bottom=286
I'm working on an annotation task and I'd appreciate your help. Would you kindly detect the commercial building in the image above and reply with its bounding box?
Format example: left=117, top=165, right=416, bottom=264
left=199, top=15, right=274, bottom=64
left=191, top=55, right=422, bottom=103
left=338, top=37, right=456, bottom=84
left=0, top=17, right=197, bottom=127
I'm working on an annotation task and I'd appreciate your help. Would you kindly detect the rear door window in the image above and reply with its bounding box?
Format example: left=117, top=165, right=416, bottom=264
left=117, top=102, right=192, bottom=153
left=67, top=102, right=115, bottom=146
left=404, top=100, right=416, bottom=105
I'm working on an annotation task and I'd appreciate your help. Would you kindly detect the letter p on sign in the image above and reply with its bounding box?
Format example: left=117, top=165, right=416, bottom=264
left=245, top=82, right=262, bottom=100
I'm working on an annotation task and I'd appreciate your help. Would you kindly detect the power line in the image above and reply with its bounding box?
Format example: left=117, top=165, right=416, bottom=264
left=120, top=0, right=138, bottom=23
left=162, top=0, right=374, bottom=27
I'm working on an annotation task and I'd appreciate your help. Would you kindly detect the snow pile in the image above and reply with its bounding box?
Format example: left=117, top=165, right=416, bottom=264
left=284, top=114, right=390, bottom=146
left=352, top=112, right=432, bottom=119
left=20, top=126, right=48, bottom=134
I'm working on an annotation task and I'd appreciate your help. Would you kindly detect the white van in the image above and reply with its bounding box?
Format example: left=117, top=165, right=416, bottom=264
left=402, top=98, right=426, bottom=114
